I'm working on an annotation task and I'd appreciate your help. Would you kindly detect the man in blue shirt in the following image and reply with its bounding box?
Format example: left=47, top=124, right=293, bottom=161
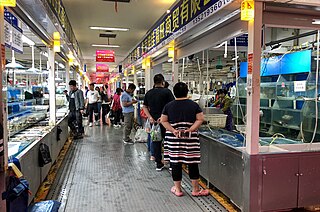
left=121, top=84, right=137, bottom=144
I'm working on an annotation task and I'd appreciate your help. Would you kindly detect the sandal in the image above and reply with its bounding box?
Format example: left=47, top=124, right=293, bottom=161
left=171, top=186, right=184, bottom=197
left=192, top=189, right=210, bottom=197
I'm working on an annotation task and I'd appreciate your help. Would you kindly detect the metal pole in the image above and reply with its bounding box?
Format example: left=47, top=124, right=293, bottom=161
left=48, top=48, right=56, bottom=126
left=0, top=6, right=7, bottom=211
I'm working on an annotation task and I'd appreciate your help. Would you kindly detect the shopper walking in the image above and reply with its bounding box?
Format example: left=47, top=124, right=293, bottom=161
left=86, top=83, right=100, bottom=127
left=101, top=85, right=110, bottom=125
left=121, top=84, right=137, bottom=144
left=112, top=88, right=123, bottom=128
left=161, top=82, right=209, bottom=197
left=213, top=89, right=233, bottom=131
left=95, top=86, right=102, bottom=122
left=143, top=74, right=174, bottom=171
left=68, top=80, right=85, bottom=139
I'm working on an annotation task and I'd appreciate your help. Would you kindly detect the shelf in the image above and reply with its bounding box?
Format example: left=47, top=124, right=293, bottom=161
left=260, top=107, right=272, bottom=110
left=8, top=110, right=32, bottom=119
left=272, top=123, right=300, bottom=130
left=7, top=100, right=34, bottom=107
left=272, top=108, right=302, bottom=112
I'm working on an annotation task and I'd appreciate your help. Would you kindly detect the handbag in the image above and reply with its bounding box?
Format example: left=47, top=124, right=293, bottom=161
left=151, top=123, right=162, bottom=142
left=38, top=143, right=52, bottom=167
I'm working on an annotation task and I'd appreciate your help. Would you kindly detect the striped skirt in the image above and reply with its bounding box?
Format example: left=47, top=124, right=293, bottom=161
left=164, top=122, right=201, bottom=164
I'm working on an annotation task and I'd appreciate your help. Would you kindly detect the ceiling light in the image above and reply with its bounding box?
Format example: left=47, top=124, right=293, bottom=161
left=166, top=10, right=170, bottom=14
left=90, top=26, right=129, bottom=31
left=59, top=63, right=65, bottom=69
left=22, top=35, right=35, bottom=46
left=92, top=44, right=120, bottom=48
left=168, top=58, right=173, bottom=62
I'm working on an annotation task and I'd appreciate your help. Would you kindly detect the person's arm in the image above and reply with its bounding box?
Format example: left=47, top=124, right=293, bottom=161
left=186, top=112, right=204, bottom=132
left=143, top=105, right=155, bottom=123
left=221, top=97, right=232, bottom=113
left=213, top=99, right=220, bottom=107
left=121, top=95, right=135, bottom=107
left=160, top=114, right=179, bottom=138
left=78, top=91, right=85, bottom=113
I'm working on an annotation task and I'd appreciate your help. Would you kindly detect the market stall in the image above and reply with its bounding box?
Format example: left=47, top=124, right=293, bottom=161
left=120, top=0, right=320, bottom=211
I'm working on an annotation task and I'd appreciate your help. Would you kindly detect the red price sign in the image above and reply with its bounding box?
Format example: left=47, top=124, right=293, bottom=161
left=96, top=50, right=115, bottom=62
left=248, top=53, right=253, bottom=74
left=96, top=64, right=109, bottom=72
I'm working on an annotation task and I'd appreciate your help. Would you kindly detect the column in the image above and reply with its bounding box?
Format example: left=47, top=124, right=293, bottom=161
left=65, top=62, right=70, bottom=89
left=48, top=48, right=56, bottom=126
left=145, top=66, right=152, bottom=91
left=245, top=2, right=263, bottom=212
left=245, top=1, right=262, bottom=155
left=0, top=6, right=7, bottom=210
left=133, top=70, right=138, bottom=96
left=172, top=50, right=179, bottom=85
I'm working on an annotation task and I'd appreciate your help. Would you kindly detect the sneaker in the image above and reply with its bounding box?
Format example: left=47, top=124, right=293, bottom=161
left=74, top=133, right=84, bottom=139
left=95, top=121, right=99, bottom=126
left=150, top=156, right=155, bottom=161
left=156, top=163, right=164, bottom=171
left=89, top=123, right=93, bottom=127
left=169, top=167, right=172, bottom=171
left=123, top=139, right=134, bottom=144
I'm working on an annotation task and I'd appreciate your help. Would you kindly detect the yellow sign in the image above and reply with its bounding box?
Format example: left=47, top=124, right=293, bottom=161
left=241, top=0, right=254, bottom=21
left=168, top=47, right=175, bottom=58
left=0, top=0, right=16, bottom=7
left=53, top=32, right=61, bottom=52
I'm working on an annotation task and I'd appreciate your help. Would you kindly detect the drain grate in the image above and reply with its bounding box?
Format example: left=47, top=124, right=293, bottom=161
left=181, top=173, right=227, bottom=212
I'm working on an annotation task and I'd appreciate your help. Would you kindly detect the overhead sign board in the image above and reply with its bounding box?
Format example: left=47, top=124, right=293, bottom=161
left=123, top=0, right=234, bottom=67
left=4, top=8, right=23, bottom=53
left=96, top=50, right=115, bottom=62
left=96, top=64, right=109, bottom=72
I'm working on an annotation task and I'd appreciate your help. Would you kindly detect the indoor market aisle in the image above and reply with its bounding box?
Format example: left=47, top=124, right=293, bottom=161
left=48, top=125, right=227, bottom=212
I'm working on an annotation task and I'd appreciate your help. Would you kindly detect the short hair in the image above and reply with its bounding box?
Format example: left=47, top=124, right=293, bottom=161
left=164, top=81, right=169, bottom=88
left=173, top=82, right=189, bottom=98
left=154, top=74, right=165, bottom=85
left=69, top=80, right=76, bottom=86
left=104, top=84, right=108, bottom=89
left=89, top=83, right=95, bottom=86
left=116, top=88, right=122, bottom=94
left=128, top=84, right=136, bottom=90
left=217, top=89, right=228, bottom=95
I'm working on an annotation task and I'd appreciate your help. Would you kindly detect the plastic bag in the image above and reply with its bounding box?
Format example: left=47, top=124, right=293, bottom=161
left=29, top=200, right=61, bottom=212
left=144, top=119, right=151, bottom=133
left=134, top=128, right=148, bottom=143
left=151, top=123, right=162, bottom=142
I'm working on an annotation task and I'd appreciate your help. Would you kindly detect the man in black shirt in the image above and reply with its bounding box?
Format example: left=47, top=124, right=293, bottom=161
left=143, top=74, right=175, bottom=171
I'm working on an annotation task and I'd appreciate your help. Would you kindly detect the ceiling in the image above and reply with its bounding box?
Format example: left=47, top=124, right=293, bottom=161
left=62, top=0, right=176, bottom=73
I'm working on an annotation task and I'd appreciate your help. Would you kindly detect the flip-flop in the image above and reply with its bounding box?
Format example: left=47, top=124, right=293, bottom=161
left=192, top=189, right=210, bottom=197
left=171, top=186, right=184, bottom=197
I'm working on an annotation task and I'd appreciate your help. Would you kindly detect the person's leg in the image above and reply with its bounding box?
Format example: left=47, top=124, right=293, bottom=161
left=154, top=141, right=163, bottom=169
left=88, top=104, right=94, bottom=123
left=114, top=110, right=120, bottom=125
left=101, top=104, right=107, bottom=124
left=123, top=113, right=132, bottom=141
left=189, top=163, right=209, bottom=196
left=171, top=163, right=183, bottom=195
left=76, top=111, right=84, bottom=134
left=93, top=103, right=99, bottom=122
left=97, top=102, right=102, bottom=120
left=68, top=111, right=76, bottom=133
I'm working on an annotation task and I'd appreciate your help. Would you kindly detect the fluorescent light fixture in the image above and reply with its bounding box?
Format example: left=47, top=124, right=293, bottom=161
left=168, top=58, right=173, bottom=62
left=92, top=44, right=120, bottom=48
left=312, top=19, right=320, bottom=25
left=90, top=26, right=129, bottom=31
left=59, top=63, right=65, bottom=69
left=167, top=10, right=170, bottom=14
left=22, top=35, right=35, bottom=46
left=136, top=71, right=142, bottom=74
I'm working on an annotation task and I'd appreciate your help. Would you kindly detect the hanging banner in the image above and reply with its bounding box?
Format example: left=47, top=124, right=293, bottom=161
left=96, top=64, right=109, bottom=72
left=123, top=0, right=234, bottom=67
left=4, top=8, right=23, bottom=53
left=96, top=50, right=115, bottom=62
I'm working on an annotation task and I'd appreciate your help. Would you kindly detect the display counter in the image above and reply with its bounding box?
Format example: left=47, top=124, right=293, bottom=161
left=8, top=107, right=69, bottom=203
left=199, top=127, right=320, bottom=211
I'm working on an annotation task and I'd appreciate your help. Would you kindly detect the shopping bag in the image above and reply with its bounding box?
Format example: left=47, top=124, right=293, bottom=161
left=144, top=119, right=151, bottom=133
left=151, top=123, right=162, bottom=142
left=134, top=128, right=148, bottom=143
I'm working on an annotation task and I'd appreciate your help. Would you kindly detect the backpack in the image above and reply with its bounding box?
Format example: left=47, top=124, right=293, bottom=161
left=38, top=143, right=52, bottom=167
